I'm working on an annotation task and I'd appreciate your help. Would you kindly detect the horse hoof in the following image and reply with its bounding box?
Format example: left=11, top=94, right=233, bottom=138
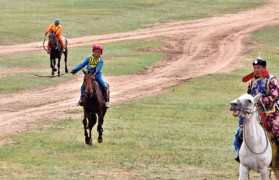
left=98, top=138, right=103, bottom=143
left=85, top=138, right=92, bottom=145
left=65, top=69, right=69, bottom=74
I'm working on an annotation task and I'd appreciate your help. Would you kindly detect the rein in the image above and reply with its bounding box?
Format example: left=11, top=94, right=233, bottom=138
left=241, top=100, right=269, bottom=155
left=43, top=38, right=48, bottom=52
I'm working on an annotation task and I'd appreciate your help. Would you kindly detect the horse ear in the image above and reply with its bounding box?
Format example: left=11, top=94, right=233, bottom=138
left=253, top=93, right=262, bottom=103
left=82, top=69, right=86, bottom=75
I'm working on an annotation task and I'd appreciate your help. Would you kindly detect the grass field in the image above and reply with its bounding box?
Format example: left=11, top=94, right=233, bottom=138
left=1, top=25, right=279, bottom=179
left=0, top=39, right=163, bottom=93
left=0, top=0, right=273, bottom=179
left=0, top=0, right=264, bottom=45
left=0, top=0, right=265, bottom=93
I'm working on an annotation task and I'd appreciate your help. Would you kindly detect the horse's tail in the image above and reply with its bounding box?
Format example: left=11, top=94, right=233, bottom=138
left=65, top=38, right=68, bottom=46
left=63, top=37, right=68, bottom=49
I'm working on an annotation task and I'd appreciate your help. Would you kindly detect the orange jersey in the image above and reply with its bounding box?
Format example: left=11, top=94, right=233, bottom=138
left=45, top=23, right=62, bottom=36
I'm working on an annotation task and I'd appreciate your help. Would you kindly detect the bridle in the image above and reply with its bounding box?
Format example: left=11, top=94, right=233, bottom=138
left=236, top=99, right=254, bottom=116
left=84, top=74, right=96, bottom=99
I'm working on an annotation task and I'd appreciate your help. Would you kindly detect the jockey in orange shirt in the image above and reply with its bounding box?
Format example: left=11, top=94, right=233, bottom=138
left=45, top=19, right=66, bottom=53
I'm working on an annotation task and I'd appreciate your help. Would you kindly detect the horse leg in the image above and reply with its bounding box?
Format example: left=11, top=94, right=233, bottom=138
left=57, top=57, right=61, bottom=76
left=64, top=48, right=68, bottom=74
left=259, top=167, right=269, bottom=180
left=239, top=164, right=249, bottom=180
left=83, top=111, right=91, bottom=145
left=97, top=112, right=104, bottom=143
left=50, top=58, right=55, bottom=75
left=88, top=113, right=97, bottom=145
left=53, top=59, right=57, bottom=72
left=272, top=169, right=279, bottom=179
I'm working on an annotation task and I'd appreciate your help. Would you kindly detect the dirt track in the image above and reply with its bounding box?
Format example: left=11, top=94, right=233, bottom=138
left=1, top=0, right=279, bottom=136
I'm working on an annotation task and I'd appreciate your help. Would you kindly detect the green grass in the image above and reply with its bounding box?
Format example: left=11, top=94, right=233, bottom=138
left=251, top=26, right=279, bottom=74
left=0, top=72, right=70, bottom=94
left=0, top=74, right=243, bottom=179
left=0, top=39, right=163, bottom=93
left=1, top=26, right=279, bottom=179
left=0, top=0, right=264, bottom=45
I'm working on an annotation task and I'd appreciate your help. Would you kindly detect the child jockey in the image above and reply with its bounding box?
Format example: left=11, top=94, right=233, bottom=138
left=45, top=19, right=66, bottom=53
left=70, top=45, right=110, bottom=108
left=233, top=118, right=244, bottom=163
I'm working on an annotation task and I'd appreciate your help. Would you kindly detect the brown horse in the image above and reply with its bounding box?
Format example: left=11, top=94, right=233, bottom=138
left=48, top=31, right=68, bottom=76
left=82, top=69, right=108, bottom=145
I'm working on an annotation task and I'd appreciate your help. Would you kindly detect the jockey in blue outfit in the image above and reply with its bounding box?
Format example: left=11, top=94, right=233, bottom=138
left=233, top=118, right=244, bottom=162
left=70, top=45, right=110, bottom=108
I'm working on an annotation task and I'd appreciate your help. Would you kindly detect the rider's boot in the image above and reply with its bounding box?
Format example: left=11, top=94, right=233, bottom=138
left=78, top=94, right=85, bottom=106
left=104, top=89, right=110, bottom=108
left=234, top=155, right=240, bottom=163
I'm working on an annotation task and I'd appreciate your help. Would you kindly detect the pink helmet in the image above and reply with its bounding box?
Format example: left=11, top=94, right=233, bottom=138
left=92, top=44, right=103, bottom=54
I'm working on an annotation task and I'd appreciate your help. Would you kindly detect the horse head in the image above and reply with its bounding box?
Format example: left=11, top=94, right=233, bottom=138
left=48, top=31, right=58, bottom=48
left=230, top=93, right=262, bottom=119
left=230, top=94, right=272, bottom=178
left=83, top=70, right=96, bottom=99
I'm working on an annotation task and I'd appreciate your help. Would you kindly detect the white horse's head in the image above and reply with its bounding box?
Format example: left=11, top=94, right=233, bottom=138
left=230, top=93, right=262, bottom=119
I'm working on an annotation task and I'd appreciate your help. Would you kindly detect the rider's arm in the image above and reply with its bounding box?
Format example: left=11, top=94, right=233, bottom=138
left=94, top=58, right=104, bottom=75
left=72, top=56, right=90, bottom=74
left=261, top=77, right=279, bottom=105
left=45, top=24, right=52, bottom=34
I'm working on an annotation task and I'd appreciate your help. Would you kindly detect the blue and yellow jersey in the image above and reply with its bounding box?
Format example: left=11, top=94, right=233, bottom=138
left=88, top=56, right=101, bottom=68
left=72, top=55, right=104, bottom=75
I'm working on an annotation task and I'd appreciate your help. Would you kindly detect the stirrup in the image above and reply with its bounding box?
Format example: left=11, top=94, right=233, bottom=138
left=105, top=102, right=110, bottom=108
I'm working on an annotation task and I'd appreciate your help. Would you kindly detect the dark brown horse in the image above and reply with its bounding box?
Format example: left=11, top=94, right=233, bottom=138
left=82, top=69, right=108, bottom=145
left=48, top=31, right=68, bottom=76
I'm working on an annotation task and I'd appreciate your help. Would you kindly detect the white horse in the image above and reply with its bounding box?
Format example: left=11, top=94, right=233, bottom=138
left=230, top=93, right=272, bottom=180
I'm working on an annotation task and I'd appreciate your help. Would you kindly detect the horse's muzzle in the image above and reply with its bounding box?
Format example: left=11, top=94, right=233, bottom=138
left=85, top=90, right=95, bottom=98
left=230, top=102, right=240, bottom=117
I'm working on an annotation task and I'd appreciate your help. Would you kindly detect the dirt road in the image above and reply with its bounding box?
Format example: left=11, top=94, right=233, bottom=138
left=1, top=0, right=279, bottom=136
